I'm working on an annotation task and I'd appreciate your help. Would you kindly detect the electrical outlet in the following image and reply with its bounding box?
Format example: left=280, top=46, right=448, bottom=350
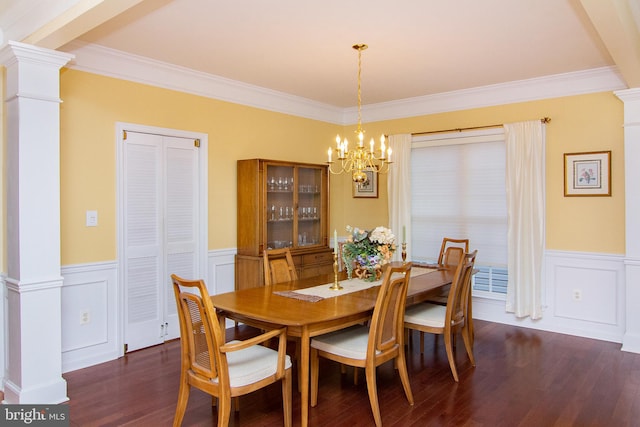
left=80, top=310, right=91, bottom=325
left=572, top=289, right=582, bottom=302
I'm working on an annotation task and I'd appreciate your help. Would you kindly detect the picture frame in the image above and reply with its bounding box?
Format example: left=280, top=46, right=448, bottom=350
left=564, top=151, right=611, bottom=197
left=352, top=168, right=378, bottom=198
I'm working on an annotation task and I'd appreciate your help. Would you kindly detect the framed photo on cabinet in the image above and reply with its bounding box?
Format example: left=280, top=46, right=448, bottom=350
left=353, top=168, right=378, bottom=198
left=564, top=151, right=611, bottom=197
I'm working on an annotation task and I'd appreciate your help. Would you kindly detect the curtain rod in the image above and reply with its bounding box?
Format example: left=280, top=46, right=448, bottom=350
left=406, top=117, right=551, bottom=137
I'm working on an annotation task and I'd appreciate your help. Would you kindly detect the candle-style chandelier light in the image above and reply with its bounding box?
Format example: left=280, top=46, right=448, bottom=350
left=327, top=44, right=392, bottom=183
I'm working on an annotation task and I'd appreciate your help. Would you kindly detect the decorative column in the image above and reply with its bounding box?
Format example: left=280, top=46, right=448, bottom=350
left=0, top=41, right=73, bottom=403
left=615, top=88, right=640, bottom=354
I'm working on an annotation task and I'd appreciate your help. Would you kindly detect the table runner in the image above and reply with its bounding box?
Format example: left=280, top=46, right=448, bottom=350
left=273, top=266, right=436, bottom=302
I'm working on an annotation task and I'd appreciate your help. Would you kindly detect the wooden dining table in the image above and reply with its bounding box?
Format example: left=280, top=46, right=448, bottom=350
left=211, top=261, right=455, bottom=427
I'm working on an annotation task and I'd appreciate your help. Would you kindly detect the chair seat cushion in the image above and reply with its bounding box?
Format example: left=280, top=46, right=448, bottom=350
left=404, top=303, right=446, bottom=328
left=216, top=341, right=292, bottom=388
left=310, top=325, right=371, bottom=360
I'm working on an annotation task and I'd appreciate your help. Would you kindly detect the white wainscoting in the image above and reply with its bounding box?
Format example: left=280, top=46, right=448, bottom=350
left=56, top=248, right=628, bottom=373
left=60, top=249, right=237, bottom=373
left=60, top=261, right=119, bottom=373
left=206, top=248, right=237, bottom=296
left=473, top=250, right=626, bottom=343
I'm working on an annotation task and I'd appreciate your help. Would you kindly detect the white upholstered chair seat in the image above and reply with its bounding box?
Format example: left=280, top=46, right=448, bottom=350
left=310, top=326, right=379, bottom=360
left=403, top=251, right=477, bottom=383
left=310, top=263, right=415, bottom=427
left=172, top=274, right=292, bottom=426
left=404, top=303, right=447, bottom=328
left=216, top=340, right=293, bottom=388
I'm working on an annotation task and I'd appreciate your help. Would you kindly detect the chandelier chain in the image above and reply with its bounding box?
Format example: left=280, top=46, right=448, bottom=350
left=357, top=47, right=362, bottom=134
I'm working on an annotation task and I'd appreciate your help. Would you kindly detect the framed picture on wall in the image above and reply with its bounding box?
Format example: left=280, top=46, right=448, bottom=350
left=353, top=168, right=378, bottom=198
left=564, top=151, right=611, bottom=196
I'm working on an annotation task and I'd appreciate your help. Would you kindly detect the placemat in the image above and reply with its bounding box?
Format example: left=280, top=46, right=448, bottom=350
left=273, top=266, right=436, bottom=302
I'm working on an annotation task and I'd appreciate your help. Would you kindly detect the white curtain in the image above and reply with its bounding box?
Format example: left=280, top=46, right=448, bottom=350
left=388, top=134, right=412, bottom=261
left=504, top=121, right=545, bottom=319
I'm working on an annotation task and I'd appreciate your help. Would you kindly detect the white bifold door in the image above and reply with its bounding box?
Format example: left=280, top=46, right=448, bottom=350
left=122, top=130, right=202, bottom=352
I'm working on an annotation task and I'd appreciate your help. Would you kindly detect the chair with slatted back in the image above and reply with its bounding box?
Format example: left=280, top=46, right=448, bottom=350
left=263, top=248, right=298, bottom=285
left=171, top=274, right=292, bottom=427
left=310, top=262, right=414, bottom=427
left=404, top=251, right=477, bottom=382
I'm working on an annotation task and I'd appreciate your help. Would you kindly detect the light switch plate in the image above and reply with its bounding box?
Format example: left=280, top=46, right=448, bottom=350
left=86, top=210, right=98, bottom=227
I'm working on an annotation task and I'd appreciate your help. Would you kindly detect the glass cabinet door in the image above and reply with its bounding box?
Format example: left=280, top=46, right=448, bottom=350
left=265, top=164, right=294, bottom=250
left=296, top=166, right=323, bottom=247
left=264, top=162, right=325, bottom=251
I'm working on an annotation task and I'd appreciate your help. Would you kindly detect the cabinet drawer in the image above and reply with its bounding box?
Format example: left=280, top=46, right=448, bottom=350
left=300, top=264, right=333, bottom=278
left=302, top=251, right=333, bottom=265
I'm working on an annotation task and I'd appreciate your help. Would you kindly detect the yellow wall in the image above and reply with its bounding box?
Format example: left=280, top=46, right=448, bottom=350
left=355, top=92, right=625, bottom=253
left=59, top=69, right=624, bottom=265
left=59, top=69, right=342, bottom=264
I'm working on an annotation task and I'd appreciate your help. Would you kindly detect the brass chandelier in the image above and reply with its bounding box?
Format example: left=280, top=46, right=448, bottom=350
left=327, top=44, right=392, bottom=183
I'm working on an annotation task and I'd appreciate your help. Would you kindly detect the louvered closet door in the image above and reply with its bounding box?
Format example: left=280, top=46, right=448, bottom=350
left=123, top=132, right=199, bottom=352
left=163, top=136, right=199, bottom=341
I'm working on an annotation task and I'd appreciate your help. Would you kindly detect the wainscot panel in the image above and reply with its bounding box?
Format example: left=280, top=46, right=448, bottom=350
left=61, top=262, right=119, bottom=373
left=473, top=250, right=625, bottom=343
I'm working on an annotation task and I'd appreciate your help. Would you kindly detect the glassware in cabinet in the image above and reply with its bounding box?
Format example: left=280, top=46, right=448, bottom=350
left=297, top=166, right=323, bottom=247
left=266, top=164, right=294, bottom=249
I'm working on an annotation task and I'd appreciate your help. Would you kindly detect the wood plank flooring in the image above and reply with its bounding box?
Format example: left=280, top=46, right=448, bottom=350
left=62, top=320, right=640, bottom=426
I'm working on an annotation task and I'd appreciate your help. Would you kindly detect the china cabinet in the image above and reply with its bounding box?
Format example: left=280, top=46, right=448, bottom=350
left=236, top=159, right=332, bottom=290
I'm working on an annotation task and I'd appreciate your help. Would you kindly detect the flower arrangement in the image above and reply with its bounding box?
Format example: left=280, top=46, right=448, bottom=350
left=342, top=225, right=397, bottom=281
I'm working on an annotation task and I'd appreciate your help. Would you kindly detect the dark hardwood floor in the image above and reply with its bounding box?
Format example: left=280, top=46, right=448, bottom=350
left=62, top=320, right=640, bottom=426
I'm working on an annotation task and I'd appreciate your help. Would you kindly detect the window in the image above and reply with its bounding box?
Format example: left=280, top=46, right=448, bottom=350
left=410, top=129, right=507, bottom=298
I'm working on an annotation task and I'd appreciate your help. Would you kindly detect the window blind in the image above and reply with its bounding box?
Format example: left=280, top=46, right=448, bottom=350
left=410, top=132, right=507, bottom=268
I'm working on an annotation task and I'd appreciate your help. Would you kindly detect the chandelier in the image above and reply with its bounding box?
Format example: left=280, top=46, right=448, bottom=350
left=327, top=44, right=392, bottom=183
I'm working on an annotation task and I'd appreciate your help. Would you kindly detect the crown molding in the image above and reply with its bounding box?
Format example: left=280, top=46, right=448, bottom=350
left=63, top=41, right=627, bottom=125
left=615, top=87, right=640, bottom=102
left=63, top=41, right=343, bottom=124
left=358, top=66, right=627, bottom=123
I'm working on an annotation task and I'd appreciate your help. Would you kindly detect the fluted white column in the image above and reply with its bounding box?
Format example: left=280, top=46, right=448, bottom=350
left=615, top=88, right=640, bottom=353
left=0, top=41, right=73, bottom=403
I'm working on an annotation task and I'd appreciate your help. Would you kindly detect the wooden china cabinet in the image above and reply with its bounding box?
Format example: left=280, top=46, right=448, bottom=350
left=235, top=159, right=333, bottom=290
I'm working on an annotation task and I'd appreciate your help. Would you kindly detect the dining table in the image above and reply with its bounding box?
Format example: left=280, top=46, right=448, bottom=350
left=211, top=261, right=455, bottom=427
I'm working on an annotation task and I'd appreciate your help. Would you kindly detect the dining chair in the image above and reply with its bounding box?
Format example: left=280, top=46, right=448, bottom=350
left=310, top=262, right=414, bottom=427
left=171, top=274, right=292, bottom=427
left=263, top=247, right=304, bottom=387
left=421, top=237, right=471, bottom=345
left=263, top=248, right=298, bottom=285
left=437, top=237, right=470, bottom=265
left=404, top=251, right=477, bottom=382
left=423, top=237, right=469, bottom=305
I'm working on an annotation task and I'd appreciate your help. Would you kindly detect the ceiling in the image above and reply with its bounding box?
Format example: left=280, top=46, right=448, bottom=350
left=4, top=0, right=640, bottom=109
